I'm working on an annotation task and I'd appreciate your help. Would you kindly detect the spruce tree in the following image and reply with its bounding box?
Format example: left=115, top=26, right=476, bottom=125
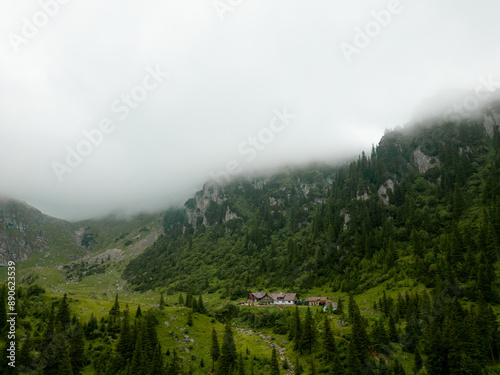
left=117, top=305, right=134, bottom=360
left=300, top=307, right=316, bottom=354
left=19, top=337, right=33, bottom=372
left=69, top=320, right=85, bottom=374
left=130, top=320, right=148, bottom=374
left=57, top=293, right=71, bottom=328
left=211, top=328, right=220, bottom=370
left=237, top=352, right=245, bottom=375
left=159, top=292, right=165, bottom=309
left=84, top=312, right=98, bottom=339
left=178, top=293, right=184, bottom=306
left=218, top=324, right=237, bottom=375
left=323, top=315, right=337, bottom=360
left=58, top=346, right=74, bottom=375
left=388, top=315, right=398, bottom=342
left=150, top=343, right=164, bottom=375
left=309, top=357, right=316, bottom=375
left=270, top=347, right=280, bottom=375
left=198, top=295, right=206, bottom=314
left=167, top=349, right=180, bottom=375
left=144, top=310, right=159, bottom=359
left=191, top=298, right=198, bottom=312
left=372, top=318, right=389, bottom=347
left=43, top=304, right=56, bottom=347
left=330, top=351, right=344, bottom=375
left=109, top=293, right=120, bottom=324
left=346, top=341, right=363, bottom=375
left=289, top=306, right=301, bottom=344
left=187, top=309, right=193, bottom=327
left=136, top=305, right=142, bottom=318
left=348, top=296, right=368, bottom=363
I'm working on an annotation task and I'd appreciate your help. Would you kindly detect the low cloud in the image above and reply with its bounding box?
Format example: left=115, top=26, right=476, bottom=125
left=1, top=0, right=499, bottom=220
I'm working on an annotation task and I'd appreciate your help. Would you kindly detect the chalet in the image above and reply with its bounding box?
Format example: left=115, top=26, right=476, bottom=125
left=247, top=292, right=273, bottom=305
left=269, top=293, right=298, bottom=305
left=306, top=297, right=337, bottom=308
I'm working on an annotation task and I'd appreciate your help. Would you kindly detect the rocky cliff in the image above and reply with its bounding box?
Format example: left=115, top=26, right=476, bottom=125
left=0, top=197, right=77, bottom=265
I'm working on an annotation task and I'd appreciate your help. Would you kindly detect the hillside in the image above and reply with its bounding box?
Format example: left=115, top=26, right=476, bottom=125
left=2, top=99, right=500, bottom=374
left=124, top=105, right=500, bottom=303
left=0, top=197, right=81, bottom=265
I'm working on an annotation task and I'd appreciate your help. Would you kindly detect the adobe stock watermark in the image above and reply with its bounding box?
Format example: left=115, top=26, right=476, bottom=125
left=52, top=65, right=170, bottom=183
left=7, top=0, right=72, bottom=54
left=209, top=107, right=296, bottom=185
left=339, top=0, right=403, bottom=64
left=213, top=0, right=244, bottom=21
left=443, top=75, right=500, bottom=122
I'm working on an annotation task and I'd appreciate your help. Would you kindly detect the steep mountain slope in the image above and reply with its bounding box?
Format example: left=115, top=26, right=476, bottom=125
left=124, top=101, right=500, bottom=304
left=0, top=197, right=81, bottom=265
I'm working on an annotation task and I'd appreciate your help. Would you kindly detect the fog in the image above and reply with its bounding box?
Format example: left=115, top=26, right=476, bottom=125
left=1, top=0, right=499, bottom=221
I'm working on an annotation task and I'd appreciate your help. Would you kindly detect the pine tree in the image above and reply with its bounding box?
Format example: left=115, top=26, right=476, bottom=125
left=218, top=324, right=237, bottom=375
left=130, top=320, right=148, bottom=374
left=290, top=306, right=302, bottom=345
left=323, top=315, right=337, bottom=360
left=372, top=318, right=389, bottom=347
left=84, top=312, right=98, bottom=339
left=159, top=293, right=165, bottom=309
left=187, top=309, right=193, bottom=327
left=388, top=315, right=398, bottom=342
left=346, top=341, right=362, bottom=375
left=211, top=328, right=220, bottom=370
left=136, top=305, right=142, bottom=318
left=167, top=349, right=180, bottom=375
left=57, top=293, right=71, bottom=328
left=309, top=356, right=316, bottom=375
left=178, top=293, right=184, bottom=306
left=109, top=293, right=120, bottom=323
left=117, top=305, right=134, bottom=360
left=348, top=296, right=368, bottom=363
left=69, top=320, right=85, bottom=374
left=150, top=343, right=165, bottom=375
left=144, top=310, right=159, bottom=359
left=198, top=295, right=206, bottom=314
left=58, top=346, right=74, bottom=375
left=330, top=351, right=345, bottom=375
left=43, top=304, right=56, bottom=346
left=300, top=307, right=316, bottom=354
left=270, top=347, right=280, bottom=375
left=19, top=336, right=33, bottom=371
left=237, top=352, right=245, bottom=375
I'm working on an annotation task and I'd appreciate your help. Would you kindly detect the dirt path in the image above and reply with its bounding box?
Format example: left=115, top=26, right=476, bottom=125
left=236, top=328, right=293, bottom=374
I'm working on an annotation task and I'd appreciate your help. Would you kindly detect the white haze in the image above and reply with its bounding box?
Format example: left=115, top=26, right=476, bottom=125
left=0, top=0, right=499, bottom=220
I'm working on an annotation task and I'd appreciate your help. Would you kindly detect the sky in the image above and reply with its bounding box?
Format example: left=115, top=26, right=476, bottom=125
left=1, top=0, right=500, bottom=221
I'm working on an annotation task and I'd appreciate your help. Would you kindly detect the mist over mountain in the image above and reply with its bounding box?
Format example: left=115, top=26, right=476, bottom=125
left=2, top=1, right=500, bottom=220
left=2, top=2, right=500, bottom=373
